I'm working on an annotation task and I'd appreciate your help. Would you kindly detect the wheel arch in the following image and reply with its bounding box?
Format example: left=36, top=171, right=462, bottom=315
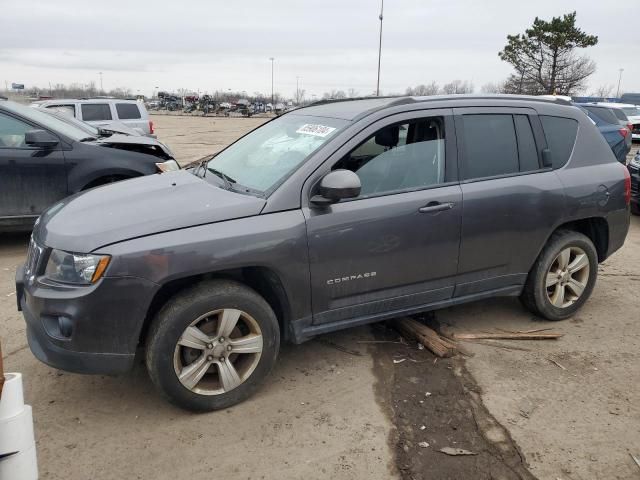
left=138, top=266, right=292, bottom=348
left=536, top=217, right=609, bottom=267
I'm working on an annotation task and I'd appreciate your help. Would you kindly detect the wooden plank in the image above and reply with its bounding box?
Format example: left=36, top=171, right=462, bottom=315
left=394, top=318, right=457, bottom=358
left=454, top=332, right=563, bottom=340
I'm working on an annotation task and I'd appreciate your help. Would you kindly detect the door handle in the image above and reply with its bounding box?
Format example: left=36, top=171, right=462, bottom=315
left=419, top=202, right=454, bottom=213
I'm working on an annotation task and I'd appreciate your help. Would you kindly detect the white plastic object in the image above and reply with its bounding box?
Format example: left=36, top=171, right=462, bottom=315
left=0, top=373, right=38, bottom=480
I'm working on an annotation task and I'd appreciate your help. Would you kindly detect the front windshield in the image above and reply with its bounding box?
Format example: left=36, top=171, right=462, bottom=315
left=205, top=114, right=348, bottom=194
left=4, top=101, right=94, bottom=141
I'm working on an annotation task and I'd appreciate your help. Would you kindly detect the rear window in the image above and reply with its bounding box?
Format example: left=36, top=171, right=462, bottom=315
left=609, top=109, right=628, bottom=122
left=81, top=104, right=112, bottom=121
left=583, top=106, right=619, bottom=125
left=540, top=116, right=579, bottom=169
left=115, top=103, right=142, bottom=120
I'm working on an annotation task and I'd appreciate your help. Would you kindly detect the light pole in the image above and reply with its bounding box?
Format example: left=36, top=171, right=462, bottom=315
left=376, top=0, right=384, bottom=96
left=269, top=57, right=275, bottom=107
left=296, top=76, right=301, bottom=104
left=98, top=72, right=103, bottom=93
left=616, top=68, right=624, bottom=98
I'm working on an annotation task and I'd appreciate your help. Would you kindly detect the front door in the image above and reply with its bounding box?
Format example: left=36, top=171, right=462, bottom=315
left=303, top=111, right=462, bottom=325
left=0, top=111, right=67, bottom=219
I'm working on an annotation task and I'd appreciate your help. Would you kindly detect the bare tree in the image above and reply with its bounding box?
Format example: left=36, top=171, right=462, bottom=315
left=589, top=84, right=614, bottom=98
left=441, top=80, right=474, bottom=94
left=295, top=88, right=306, bottom=104
left=322, top=90, right=347, bottom=100
left=406, top=81, right=440, bottom=96
left=347, top=88, right=359, bottom=98
left=480, top=82, right=505, bottom=94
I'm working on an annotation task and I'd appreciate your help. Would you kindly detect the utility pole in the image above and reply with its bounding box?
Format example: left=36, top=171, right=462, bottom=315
left=376, top=0, right=384, bottom=96
left=98, top=72, right=103, bottom=93
left=616, top=68, right=624, bottom=98
left=269, top=57, right=275, bottom=107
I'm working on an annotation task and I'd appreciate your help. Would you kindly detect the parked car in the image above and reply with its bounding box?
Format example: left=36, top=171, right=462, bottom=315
left=42, top=109, right=175, bottom=158
left=576, top=104, right=631, bottom=163
left=591, top=102, right=640, bottom=140
left=16, top=95, right=630, bottom=411
left=628, top=151, right=640, bottom=215
left=0, top=98, right=178, bottom=231
left=32, top=98, right=155, bottom=136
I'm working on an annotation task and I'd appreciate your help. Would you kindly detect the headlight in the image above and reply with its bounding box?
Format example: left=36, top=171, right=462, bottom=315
left=44, top=250, right=111, bottom=285
left=156, top=160, right=180, bottom=172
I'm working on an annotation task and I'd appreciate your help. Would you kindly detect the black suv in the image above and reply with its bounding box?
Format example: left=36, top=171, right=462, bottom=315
left=17, top=96, right=630, bottom=411
left=0, top=98, right=177, bottom=231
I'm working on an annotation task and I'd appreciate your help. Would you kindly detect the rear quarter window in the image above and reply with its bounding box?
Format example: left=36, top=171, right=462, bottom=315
left=540, top=116, right=578, bottom=169
left=115, top=103, right=142, bottom=120
left=610, top=109, right=628, bottom=122
left=583, top=106, right=618, bottom=125
left=81, top=104, right=112, bottom=121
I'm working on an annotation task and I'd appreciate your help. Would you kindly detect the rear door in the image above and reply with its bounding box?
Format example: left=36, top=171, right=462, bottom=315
left=0, top=111, right=67, bottom=218
left=454, top=107, right=566, bottom=296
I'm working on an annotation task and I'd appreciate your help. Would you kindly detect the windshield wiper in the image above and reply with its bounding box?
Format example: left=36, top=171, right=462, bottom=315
left=79, top=136, right=98, bottom=142
left=206, top=167, right=236, bottom=190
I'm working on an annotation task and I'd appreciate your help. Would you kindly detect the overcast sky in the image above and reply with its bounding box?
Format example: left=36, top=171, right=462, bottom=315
left=1, top=0, right=638, bottom=99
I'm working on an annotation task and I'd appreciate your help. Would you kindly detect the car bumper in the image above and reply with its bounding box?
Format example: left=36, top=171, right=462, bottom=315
left=16, top=264, right=158, bottom=375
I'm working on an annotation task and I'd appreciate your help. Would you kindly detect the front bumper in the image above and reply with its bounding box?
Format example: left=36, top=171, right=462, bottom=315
left=629, top=163, right=639, bottom=208
left=16, top=264, right=158, bottom=375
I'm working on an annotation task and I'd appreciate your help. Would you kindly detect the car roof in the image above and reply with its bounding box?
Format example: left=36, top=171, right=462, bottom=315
left=38, top=98, right=139, bottom=105
left=293, top=94, right=574, bottom=121
left=590, top=102, right=638, bottom=109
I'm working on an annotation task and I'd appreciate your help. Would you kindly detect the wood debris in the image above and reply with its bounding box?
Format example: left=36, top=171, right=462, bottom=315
left=454, top=332, right=563, bottom=341
left=393, top=318, right=457, bottom=358
left=439, top=447, right=477, bottom=456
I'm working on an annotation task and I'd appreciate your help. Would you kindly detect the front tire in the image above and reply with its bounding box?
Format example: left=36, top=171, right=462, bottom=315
left=145, top=280, right=280, bottom=412
left=521, top=230, right=598, bottom=321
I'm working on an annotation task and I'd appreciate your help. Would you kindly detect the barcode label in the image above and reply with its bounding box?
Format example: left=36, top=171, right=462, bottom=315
left=296, top=124, right=336, bottom=137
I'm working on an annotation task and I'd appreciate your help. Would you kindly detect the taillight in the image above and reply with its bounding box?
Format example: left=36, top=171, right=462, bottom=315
left=149, top=120, right=154, bottom=135
left=619, top=127, right=629, bottom=139
left=623, top=165, right=631, bottom=205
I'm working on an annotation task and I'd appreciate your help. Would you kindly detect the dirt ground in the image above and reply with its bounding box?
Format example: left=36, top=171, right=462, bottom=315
left=1, top=114, right=639, bottom=479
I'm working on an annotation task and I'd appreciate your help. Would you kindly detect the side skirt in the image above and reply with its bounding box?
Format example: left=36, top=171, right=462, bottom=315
left=289, top=284, right=523, bottom=344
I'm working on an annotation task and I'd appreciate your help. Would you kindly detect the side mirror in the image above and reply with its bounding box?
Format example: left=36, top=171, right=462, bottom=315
left=541, top=148, right=553, bottom=168
left=310, top=169, right=361, bottom=206
left=24, top=130, right=59, bottom=149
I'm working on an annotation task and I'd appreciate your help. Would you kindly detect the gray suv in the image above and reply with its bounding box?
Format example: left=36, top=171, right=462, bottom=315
left=16, top=96, right=631, bottom=411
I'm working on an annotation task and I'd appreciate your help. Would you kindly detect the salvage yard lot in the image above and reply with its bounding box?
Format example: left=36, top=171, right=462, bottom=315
left=2, top=114, right=639, bottom=479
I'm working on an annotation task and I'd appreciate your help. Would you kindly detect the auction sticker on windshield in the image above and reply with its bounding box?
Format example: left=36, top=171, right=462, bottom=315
left=296, top=124, right=336, bottom=137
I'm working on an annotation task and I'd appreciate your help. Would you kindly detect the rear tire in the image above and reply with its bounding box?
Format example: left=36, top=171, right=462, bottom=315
left=521, top=230, right=598, bottom=321
left=631, top=203, right=640, bottom=216
left=145, top=280, right=280, bottom=412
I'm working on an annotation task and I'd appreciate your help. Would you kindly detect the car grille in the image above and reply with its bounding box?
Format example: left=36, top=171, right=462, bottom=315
left=633, top=124, right=640, bottom=135
left=25, top=237, right=45, bottom=277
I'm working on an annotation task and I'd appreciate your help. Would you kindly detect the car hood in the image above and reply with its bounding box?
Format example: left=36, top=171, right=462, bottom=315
left=94, top=134, right=175, bottom=158
left=98, top=122, right=142, bottom=136
left=35, top=170, right=266, bottom=252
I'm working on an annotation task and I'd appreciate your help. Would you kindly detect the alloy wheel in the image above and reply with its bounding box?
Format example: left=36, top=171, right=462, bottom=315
left=545, top=246, right=590, bottom=308
left=173, top=309, right=263, bottom=395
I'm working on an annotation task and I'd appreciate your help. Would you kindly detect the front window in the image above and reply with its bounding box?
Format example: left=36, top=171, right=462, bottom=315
left=204, top=114, right=347, bottom=194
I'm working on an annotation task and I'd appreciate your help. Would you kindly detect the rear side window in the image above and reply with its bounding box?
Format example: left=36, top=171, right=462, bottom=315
left=81, top=104, right=112, bottom=121
left=540, top=116, right=578, bottom=169
left=46, top=104, right=75, bottom=116
left=115, top=103, right=142, bottom=120
left=461, top=114, right=519, bottom=179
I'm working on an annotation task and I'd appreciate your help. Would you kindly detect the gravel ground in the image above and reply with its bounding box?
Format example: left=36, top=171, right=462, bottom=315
left=1, top=114, right=639, bottom=479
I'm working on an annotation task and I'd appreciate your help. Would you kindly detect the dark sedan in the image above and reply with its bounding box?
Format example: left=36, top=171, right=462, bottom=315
left=0, top=98, right=178, bottom=231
